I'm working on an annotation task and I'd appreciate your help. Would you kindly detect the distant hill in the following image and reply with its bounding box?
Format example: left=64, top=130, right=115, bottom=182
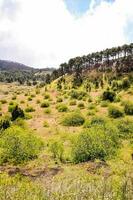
left=0, top=60, right=34, bottom=71
left=0, top=60, right=54, bottom=72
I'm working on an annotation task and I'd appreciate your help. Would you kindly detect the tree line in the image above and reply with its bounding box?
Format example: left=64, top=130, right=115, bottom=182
left=51, top=43, right=133, bottom=81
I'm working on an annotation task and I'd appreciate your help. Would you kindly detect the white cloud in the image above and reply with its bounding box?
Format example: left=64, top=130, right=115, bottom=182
left=0, top=0, right=133, bottom=68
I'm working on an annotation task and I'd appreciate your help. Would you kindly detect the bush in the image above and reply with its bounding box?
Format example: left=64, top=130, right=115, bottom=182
left=50, top=140, right=64, bottom=161
left=0, top=126, right=44, bottom=165
left=12, top=96, right=17, bottom=100
left=102, top=89, right=116, bottom=102
left=25, top=106, right=35, bottom=113
left=88, top=103, right=96, bottom=110
left=0, top=99, right=7, bottom=104
left=116, top=117, right=133, bottom=139
left=44, top=108, right=51, bottom=114
left=28, top=97, right=32, bottom=101
left=41, top=101, right=50, bottom=108
left=43, top=121, right=49, bottom=127
left=56, top=104, right=68, bottom=112
left=8, top=103, right=17, bottom=113
left=124, top=101, right=133, bottom=115
left=36, top=99, right=40, bottom=104
left=122, top=77, right=130, bottom=89
left=0, top=117, right=10, bottom=130
left=57, top=97, right=63, bottom=103
left=62, top=112, right=85, bottom=126
left=69, top=90, right=87, bottom=100
left=84, top=116, right=106, bottom=128
left=44, top=93, right=50, bottom=99
left=77, top=102, right=85, bottom=109
left=72, top=126, right=119, bottom=163
left=11, top=106, right=25, bottom=121
left=69, top=100, right=77, bottom=106
left=100, top=101, right=109, bottom=107
left=108, top=105, right=124, bottom=118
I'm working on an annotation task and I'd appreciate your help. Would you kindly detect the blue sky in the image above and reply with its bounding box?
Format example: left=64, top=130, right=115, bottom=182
left=64, top=0, right=115, bottom=16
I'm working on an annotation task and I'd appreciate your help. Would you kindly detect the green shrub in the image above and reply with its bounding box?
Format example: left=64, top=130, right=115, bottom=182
left=41, top=101, right=50, bottom=108
left=108, top=105, right=124, bottom=118
left=31, top=94, right=36, bottom=98
left=72, top=126, right=119, bottom=163
left=69, top=100, right=77, bottom=106
left=44, top=93, right=50, bottom=99
left=62, top=112, right=85, bottom=126
left=122, top=77, right=130, bottom=89
left=0, top=99, right=7, bottom=104
left=88, top=103, right=96, bottom=110
left=0, top=117, right=10, bottom=130
left=116, top=117, right=133, bottom=139
left=44, top=108, right=51, bottom=114
left=9, top=101, right=14, bottom=105
left=77, top=102, right=85, bottom=109
left=28, top=97, right=32, bottom=101
left=36, top=99, right=40, bottom=104
left=25, top=106, right=35, bottom=113
left=50, top=140, right=64, bottom=161
left=57, top=97, right=63, bottom=103
left=0, top=126, right=43, bottom=165
left=102, top=89, right=116, bottom=102
left=100, top=101, right=109, bottom=107
left=43, top=121, right=49, bottom=127
left=11, top=106, right=25, bottom=121
left=20, top=100, right=25, bottom=104
left=69, top=90, right=87, bottom=100
left=84, top=116, right=106, bottom=128
left=8, top=103, right=17, bottom=113
left=24, top=113, right=32, bottom=120
left=12, top=96, right=17, bottom=100
left=56, top=104, right=68, bottom=112
left=87, top=110, right=95, bottom=116
left=124, top=101, right=133, bottom=115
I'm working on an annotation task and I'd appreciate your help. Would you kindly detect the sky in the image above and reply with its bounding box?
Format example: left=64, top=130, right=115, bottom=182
left=0, top=0, right=133, bottom=68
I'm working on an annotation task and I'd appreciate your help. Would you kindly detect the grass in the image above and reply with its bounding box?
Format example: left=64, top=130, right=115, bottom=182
left=0, top=77, right=133, bottom=199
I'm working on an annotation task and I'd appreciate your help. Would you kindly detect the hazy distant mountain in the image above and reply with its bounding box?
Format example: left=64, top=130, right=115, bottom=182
left=0, top=60, right=54, bottom=72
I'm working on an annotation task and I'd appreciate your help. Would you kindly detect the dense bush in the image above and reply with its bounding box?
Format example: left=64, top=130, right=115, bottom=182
left=44, top=108, right=51, bottom=114
left=0, top=99, right=7, bottom=104
left=56, top=104, right=68, bottom=112
left=8, top=103, right=17, bottom=113
left=122, top=77, right=130, bottom=89
left=124, top=101, right=133, bottom=115
left=72, top=125, right=119, bottom=163
left=25, top=106, right=35, bottom=113
left=0, top=117, right=10, bottom=130
left=62, top=112, right=85, bottom=126
left=69, top=100, right=77, bottom=106
left=69, top=90, right=87, bottom=100
left=50, top=140, right=64, bottom=161
left=108, top=105, right=124, bottom=118
left=116, top=117, right=133, bottom=139
left=44, top=93, right=50, bottom=99
left=41, top=101, right=50, bottom=108
left=11, top=106, right=25, bottom=121
left=102, top=89, right=116, bottom=102
left=56, top=97, right=63, bottom=103
left=77, top=102, right=85, bottom=109
left=84, top=116, right=106, bottom=128
left=0, top=126, right=43, bottom=165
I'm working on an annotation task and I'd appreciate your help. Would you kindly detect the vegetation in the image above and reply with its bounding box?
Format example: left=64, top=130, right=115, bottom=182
left=0, top=126, right=43, bottom=165
left=0, top=43, right=133, bottom=199
left=108, top=105, right=124, bottom=118
left=62, top=112, right=85, bottom=126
